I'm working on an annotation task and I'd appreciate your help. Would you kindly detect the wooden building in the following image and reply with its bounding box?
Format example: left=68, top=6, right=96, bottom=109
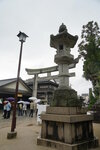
left=0, top=78, right=32, bottom=101
left=0, top=78, right=58, bottom=104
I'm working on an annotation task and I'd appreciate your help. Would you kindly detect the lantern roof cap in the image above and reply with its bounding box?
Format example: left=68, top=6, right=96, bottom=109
left=50, top=24, right=78, bottom=48
left=59, top=23, right=67, bottom=33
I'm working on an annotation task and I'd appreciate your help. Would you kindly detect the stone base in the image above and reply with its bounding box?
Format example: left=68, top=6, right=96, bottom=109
left=46, top=106, right=87, bottom=115
left=7, top=131, right=17, bottom=139
left=37, top=107, right=99, bottom=150
left=37, top=136, right=99, bottom=150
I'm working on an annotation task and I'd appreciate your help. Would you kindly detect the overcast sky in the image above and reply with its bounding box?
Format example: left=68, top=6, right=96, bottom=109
left=0, top=0, right=100, bottom=95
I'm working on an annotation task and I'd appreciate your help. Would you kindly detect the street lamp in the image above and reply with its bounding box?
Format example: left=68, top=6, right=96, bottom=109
left=7, top=31, right=28, bottom=138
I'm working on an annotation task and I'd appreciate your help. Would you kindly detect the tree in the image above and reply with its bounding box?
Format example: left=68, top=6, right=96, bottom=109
left=78, top=21, right=100, bottom=107
left=88, top=88, right=96, bottom=109
left=78, top=21, right=100, bottom=86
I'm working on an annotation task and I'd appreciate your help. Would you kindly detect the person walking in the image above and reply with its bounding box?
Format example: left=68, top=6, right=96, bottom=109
left=34, top=102, right=38, bottom=116
left=3, top=101, right=8, bottom=119
left=18, top=103, right=23, bottom=116
left=23, top=103, right=27, bottom=116
left=6, top=101, right=11, bottom=119
left=29, top=101, right=34, bottom=117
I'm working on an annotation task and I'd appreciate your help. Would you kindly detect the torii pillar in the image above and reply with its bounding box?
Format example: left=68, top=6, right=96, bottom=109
left=32, top=74, right=38, bottom=97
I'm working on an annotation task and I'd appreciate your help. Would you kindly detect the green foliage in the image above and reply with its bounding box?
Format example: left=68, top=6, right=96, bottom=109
left=88, top=88, right=97, bottom=109
left=78, top=21, right=100, bottom=86
left=78, top=21, right=100, bottom=108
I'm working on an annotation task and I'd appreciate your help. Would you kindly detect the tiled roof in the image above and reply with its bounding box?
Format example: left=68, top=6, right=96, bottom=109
left=0, top=78, right=32, bottom=92
left=0, top=78, right=16, bottom=87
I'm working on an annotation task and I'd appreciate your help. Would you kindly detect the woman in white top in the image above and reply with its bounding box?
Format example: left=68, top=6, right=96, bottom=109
left=23, top=104, right=27, bottom=116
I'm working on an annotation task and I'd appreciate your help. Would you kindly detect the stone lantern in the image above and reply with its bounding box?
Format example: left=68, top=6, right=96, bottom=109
left=50, top=23, right=80, bottom=107
left=37, top=24, right=99, bottom=150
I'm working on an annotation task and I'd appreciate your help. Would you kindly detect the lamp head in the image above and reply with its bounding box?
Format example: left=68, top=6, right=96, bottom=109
left=17, top=31, right=28, bottom=42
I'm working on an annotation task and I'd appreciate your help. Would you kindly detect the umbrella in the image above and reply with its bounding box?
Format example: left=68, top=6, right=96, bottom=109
left=0, top=99, right=2, bottom=104
left=35, top=99, right=41, bottom=103
left=28, top=97, right=37, bottom=101
left=3, top=101, right=8, bottom=104
left=17, top=100, right=24, bottom=104
left=24, top=101, right=30, bottom=105
left=6, top=97, right=15, bottom=101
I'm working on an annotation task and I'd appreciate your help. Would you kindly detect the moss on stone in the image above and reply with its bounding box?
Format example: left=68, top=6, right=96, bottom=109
left=50, top=88, right=82, bottom=107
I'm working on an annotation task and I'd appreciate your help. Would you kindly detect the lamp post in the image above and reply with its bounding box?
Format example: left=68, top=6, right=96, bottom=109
left=8, top=32, right=28, bottom=138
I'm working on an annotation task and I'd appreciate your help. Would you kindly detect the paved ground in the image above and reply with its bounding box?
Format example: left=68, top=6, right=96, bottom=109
left=0, top=111, right=100, bottom=150
left=0, top=111, right=53, bottom=150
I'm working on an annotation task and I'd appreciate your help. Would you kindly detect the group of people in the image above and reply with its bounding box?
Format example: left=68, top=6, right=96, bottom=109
left=3, top=101, right=11, bottom=119
left=2, top=99, right=38, bottom=119
left=18, top=101, right=37, bottom=117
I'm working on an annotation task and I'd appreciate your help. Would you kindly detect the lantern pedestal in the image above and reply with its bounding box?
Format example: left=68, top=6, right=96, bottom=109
left=37, top=107, right=99, bottom=150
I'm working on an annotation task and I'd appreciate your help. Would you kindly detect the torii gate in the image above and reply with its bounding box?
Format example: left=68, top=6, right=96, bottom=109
left=25, top=56, right=80, bottom=98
